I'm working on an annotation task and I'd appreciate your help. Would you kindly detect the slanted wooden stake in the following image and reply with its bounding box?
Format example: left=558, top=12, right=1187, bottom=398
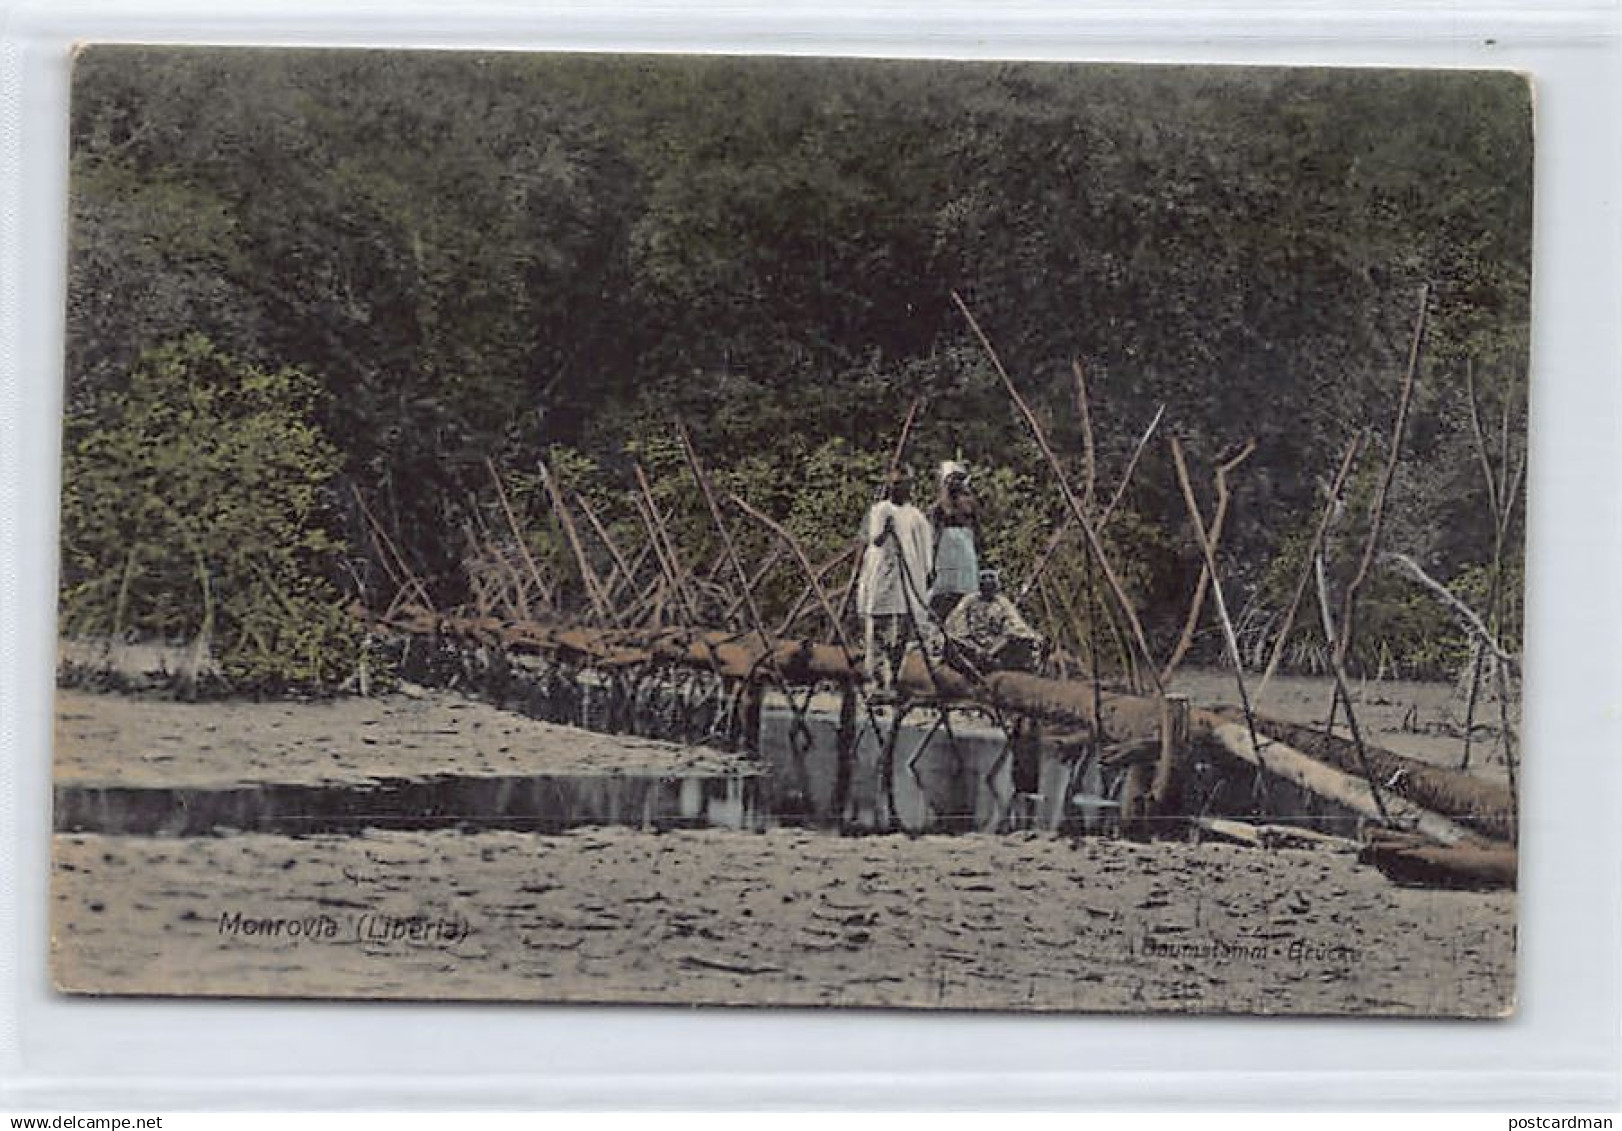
left=675, top=419, right=792, bottom=690
left=573, top=491, right=641, bottom=601
left=952, top=290, right=1162, bottom=694
left=483, top=459, right=556, bottom=612
left=1161, top=437, right=1257, bottom=682
left=1257, top=435, right=1362, bottom=699
left=1071, top=358, right=1098, bottom=514
left=1169, top=434, right=1272, bottom=809
left=536, top=457, right=615, bottom=626
left=1018, top=404, right=1165, bottom=603
left=721, top=544, right=786, bottom=625
left=633, top=463, right=703, bottom=625
left=775, top=544, right=855, bottom=637
left=1337, top=281, right=1429, bottom=668
left=354, top=482, right=438, bottom=615
left=1313, top=551, right=1393, bottom=824
left=727, top=491, right=895, bottom=773
left=1460, top=357, right=1525, bottom=775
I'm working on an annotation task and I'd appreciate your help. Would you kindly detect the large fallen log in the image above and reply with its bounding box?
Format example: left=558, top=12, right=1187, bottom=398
left=1192, top=816, right=1360, bottom=853
left=373, top=604, right=1514, bottom=855
left=893, top=654, right=1164, bottom=742
left=1201, top=716, right=1482, bottom=847
left=1213, top=710, right=1517, bottom=843
left=1359, top=828, right=1517, bottom=890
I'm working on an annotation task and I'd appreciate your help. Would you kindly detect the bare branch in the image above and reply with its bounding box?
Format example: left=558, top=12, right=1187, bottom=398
left=1337, top=281, right=1429, bottom=665
left=1162, top=437, right=1257, bottom=681
left=1169, top=434, right=1271, bottom=803
left=953, top=290, right=1162, bottom=694
left=1313, top=551, right=1393, bottom=823
left=1017, top=403, right=1164, bottom=603
left=1257, top=434, right=1363, bottom=698
left=1382, top=551, right=1519, bottom=670
left=1071, top=357, right=1097, bottom=513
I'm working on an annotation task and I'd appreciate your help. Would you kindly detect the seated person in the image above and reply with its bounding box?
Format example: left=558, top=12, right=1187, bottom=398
left=943, top=568, right=1046, bottom=675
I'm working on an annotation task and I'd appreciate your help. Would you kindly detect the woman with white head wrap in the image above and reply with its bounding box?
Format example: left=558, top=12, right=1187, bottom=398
left=929, top=459, right=979, bottom=621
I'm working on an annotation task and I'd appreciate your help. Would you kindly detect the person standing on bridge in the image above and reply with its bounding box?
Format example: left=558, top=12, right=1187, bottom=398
left=929, top=459, right=979, bottom=622
left=857, top=467, right=934, bottom=690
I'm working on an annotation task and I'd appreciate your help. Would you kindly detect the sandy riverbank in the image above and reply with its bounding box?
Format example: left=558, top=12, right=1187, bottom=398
left=53, top=826, right=1514, bottom=1016
left=54, top=686, right=753, bottom=787
left=1170, top=669, right=1515, bottom=787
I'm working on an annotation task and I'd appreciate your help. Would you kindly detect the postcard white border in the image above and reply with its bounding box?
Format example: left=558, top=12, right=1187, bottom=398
left=2, top=0, right=1619, bottom=1111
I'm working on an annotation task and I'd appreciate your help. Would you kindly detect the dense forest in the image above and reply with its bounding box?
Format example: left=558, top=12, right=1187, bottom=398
left=58, top=48, right=1532, bottom=689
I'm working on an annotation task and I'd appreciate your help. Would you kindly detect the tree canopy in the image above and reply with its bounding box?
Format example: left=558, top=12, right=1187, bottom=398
left=61, top=48, right=1532, bottom=683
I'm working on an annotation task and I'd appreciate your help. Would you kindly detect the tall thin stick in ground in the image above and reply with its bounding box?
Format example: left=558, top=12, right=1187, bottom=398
left=1169, top=434, right=1272, bottom=811
left=1017, top=406, right=1164, bottom=604
left=633, top=463, right=703, bottom=625
left=676, top=419, right=795, bottom=693
left=1161, top=437, right=1257, bottom=682
left=1313, top=552, right=1393, bottom=824
left=1257, top=434, right=1363, bottom=701
left=574, top=491, right=641, bottom=603
left=727, top=492, right=895, bottom=766
left=952, top=290, right=1163, bottom=695
left=354, top=482, right=438, bottom=614
left=1337, top=281, right=1429, bottom=669
left=484, top=459, right=558, bottom=614
left=1071, top=358, right=1098, bottom=514
left=537, top=458, right=616, bottom=626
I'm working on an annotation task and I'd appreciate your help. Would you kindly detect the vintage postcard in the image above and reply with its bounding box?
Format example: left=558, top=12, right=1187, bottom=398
left=52, top=48, right=1528, bottom=1015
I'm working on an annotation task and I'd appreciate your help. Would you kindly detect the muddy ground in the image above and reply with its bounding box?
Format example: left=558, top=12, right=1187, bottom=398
left=52, top=826, right=1514, bottom=1016
left=1170, top=669, right=1515, bottom=787
left=54, top=687, right=753, bottom=786
left=49, top=673, right=1518, bottom=1016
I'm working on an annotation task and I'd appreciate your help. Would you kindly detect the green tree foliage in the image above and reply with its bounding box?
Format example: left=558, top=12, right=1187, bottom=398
left=61, top=336, right=359, bottom=688
left=63, top=48, right=1531, bottom=678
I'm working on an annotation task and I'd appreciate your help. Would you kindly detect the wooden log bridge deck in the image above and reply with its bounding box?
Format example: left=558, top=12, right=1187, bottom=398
left=372, top=606, right=1518, bottom=886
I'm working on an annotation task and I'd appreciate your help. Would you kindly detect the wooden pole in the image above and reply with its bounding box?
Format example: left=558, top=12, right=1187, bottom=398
left=952, top=290, right=1163, bottom=694
left=352, top=482, right=437, bottom=614
left=1150, top=694, right=1190, bottom=820
left=774, top=544, right=855, bottom=636
left=1169, top=434, right=1273, bottom=809
left=604, top=540, right=655, bottom=605
left=889, top=395, right=925, bottom=479
left=633, top=463, right=703, bottom=625
left=1161, top=437, right=1257, bottom=682
left=1337, top=281, right=1429, bottom=668
left=1313, top=551, right=1393, bottom=824
left=1257, top=434, right=1363, bottom=699
left=675, top=419, right=793, bottom=690
left=727, top=491, right=896, bottom=772
left=627, top=492, right=682, bottom=624
left=1017, top=404, right=1165, bottom=604
left=573, top=491, right=641, bottom=602
left=483, top=459, right=557, bottom=611
left=1071, top=358, right=1097, bottom=514
left=1204, top=719, right=1475, bottom=845
left=721, top=544, right=786, bottom=625
left=536, top=458, right=616, bottom=626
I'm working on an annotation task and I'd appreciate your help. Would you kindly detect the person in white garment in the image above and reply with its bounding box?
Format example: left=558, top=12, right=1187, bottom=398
left=929, top=459, right=979, bottom=621
left=856, top=467, right=935, bottom=689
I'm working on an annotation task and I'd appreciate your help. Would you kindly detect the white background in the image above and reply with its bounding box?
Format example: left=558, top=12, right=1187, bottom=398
left=2, top=0, right=1619, bottom=1112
